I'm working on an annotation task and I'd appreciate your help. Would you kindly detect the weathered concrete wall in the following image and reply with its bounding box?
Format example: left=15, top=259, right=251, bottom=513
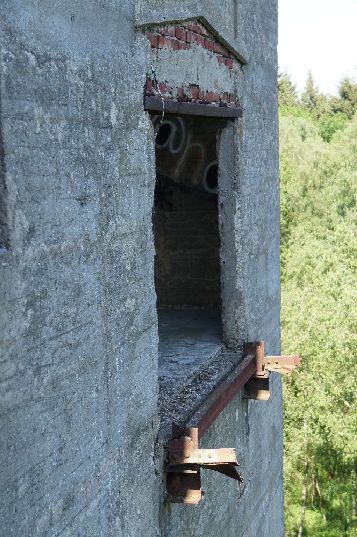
left=1, top=1, right=281, bottom=536
left=0, top=2, right=160, bottom=536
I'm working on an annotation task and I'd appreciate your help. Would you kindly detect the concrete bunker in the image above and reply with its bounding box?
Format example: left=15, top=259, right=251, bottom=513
left=0, top=2, right=288, bottom=532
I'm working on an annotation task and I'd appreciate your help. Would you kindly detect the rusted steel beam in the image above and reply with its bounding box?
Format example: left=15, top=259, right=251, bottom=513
left=255, top=340, right=265, bottom=377
left=144, top=96, right=243, bottom=118
left=185, top=343, right=301, bottom=437
left=187, top=353, right=256, bottom=439
left=264, top=355, right=301, bottom=375
left=166, top=343, right=301, bottom=504
left=166, top=470, right=202, bottom=504
left=169, top=447, right=238, bottom=466
left=244, top=342, right=301, bottom=376
left=167, top=427, right=242, bottom=504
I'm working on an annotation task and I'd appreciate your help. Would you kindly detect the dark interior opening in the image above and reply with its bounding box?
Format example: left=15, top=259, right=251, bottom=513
left=151, top=114, right=225, bottom=381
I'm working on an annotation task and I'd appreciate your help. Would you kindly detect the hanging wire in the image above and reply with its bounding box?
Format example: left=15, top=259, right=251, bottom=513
left=151, top=64, right=165, bottom=138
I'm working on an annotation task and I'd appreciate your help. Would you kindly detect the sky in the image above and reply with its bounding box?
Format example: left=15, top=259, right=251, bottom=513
left=278, top=0, right=357, bottom=95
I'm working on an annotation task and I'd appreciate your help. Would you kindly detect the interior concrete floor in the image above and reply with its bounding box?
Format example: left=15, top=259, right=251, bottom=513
left=158, top=307, right=222, bottom=385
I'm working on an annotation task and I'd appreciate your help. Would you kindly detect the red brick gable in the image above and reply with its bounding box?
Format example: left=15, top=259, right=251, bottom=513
left=144, top=20, right=238, bottom=108
left=146, top=21, right=234, bottom=70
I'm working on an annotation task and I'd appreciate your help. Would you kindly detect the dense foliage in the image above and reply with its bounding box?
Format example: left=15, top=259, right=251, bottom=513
left=280, top=74, right=357, bottom=536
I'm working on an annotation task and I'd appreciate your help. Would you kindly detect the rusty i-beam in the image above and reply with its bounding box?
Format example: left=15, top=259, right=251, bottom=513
left=166, top=341, right=301, bottom=504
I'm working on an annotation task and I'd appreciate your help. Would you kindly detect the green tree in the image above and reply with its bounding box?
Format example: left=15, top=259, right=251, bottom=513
left=331, top=77, right=357, bottom=119
left=318, top=112, right=348, bottom=143
left=301, top=71, right=320, bottom=112
left=280, top=110, right=357, bottom=536
left=301, top=71, right=332, bottom=118
left=279, top=72, right=300, bottom=108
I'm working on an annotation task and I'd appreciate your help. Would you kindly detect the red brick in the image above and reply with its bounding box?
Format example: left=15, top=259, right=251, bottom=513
left=192, top=22, right=204, bottom=34
left=177, top=41, right=188, bottom=50
left=145, top=79, right=154, bottom=93
left=204, top=38, right=214, bottom=52
left=175, top=27, right=186, bottom=41
left=177, top=87, right=186, bottom=99
left=205, top=91, right=220, bottom=102
left=171, top=39, right=180, bottom=51
left=193, top=34, right=205, bottom=47
left=225, top=57, right=234, bottom=69
left=186, top=31, right=193, bottom=44
left=146, top=32, right=159, bottom=48
left=228, top=93, right=236, bottom=103
left=190, top=85, right=200, bottom=99
left=158, top=82, right=170, bottom=94
left=186, top=21, right=208, bottom=35
left=161, top=26, right=176, bottom=37
left=185, top=22, right=195, bottom=31
left=213, top=42, right=229, bottom=57
left=158, top=36, right=172, bottom=49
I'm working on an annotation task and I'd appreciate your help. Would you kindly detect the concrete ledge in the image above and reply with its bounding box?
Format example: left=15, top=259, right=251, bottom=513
left=158, top=345, right=245, bottom=441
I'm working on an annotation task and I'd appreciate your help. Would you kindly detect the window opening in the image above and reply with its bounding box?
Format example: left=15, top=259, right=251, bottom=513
left=151, top=114, right=226, bottom=382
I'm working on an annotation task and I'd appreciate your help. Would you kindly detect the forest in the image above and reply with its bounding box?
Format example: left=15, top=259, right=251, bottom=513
left=279, top=73, right=357, bottom=536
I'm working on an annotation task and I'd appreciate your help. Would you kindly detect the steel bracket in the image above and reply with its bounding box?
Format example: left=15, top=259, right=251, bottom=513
left=166, top=426, right=243, bottom=504
left=243, top=341, right=301, bottom=400
left=165, top=341, right=301, bottom=503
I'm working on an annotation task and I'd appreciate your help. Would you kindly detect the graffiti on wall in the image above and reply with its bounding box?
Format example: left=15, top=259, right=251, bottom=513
left=152, top=115, right=219, bottom=197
